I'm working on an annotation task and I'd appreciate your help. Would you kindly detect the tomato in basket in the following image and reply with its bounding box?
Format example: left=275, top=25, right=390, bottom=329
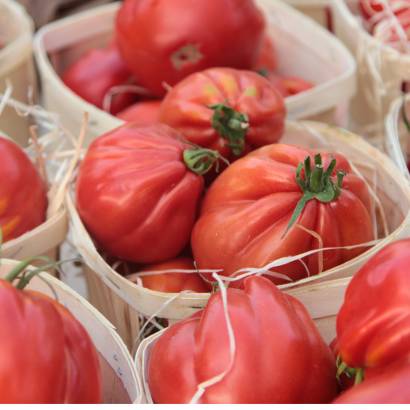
left=0, top=268, right=102, bottom=403
left=117, top=100, right=162, bottom=125
left=115, top=0, right=266, bottom=96
left=332, top=239, right=410, bottom=403
left=159, top=67, right=286, bottom=161
left=136, top=257, right=210, bottom=293
left=76, top=124, right=222, bottom=264
left=191, top=144, right=375, bottom=283
left=147, top=276, right=338, bottom=403
left=62, top=44, right=136, bottom=115
left=0, top=136, right=47, bottom=243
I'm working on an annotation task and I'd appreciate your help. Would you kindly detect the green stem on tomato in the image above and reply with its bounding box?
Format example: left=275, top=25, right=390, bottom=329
left=336, top=355, right=365, bottom=386
left=209, top=103, right=249, bottom=156
left=284, top=153, right=345, bottom=236
left=183, top=147, right=228, bottom=176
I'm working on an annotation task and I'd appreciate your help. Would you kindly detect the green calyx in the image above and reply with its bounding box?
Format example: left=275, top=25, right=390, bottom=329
left=183, top=147, right=226, bottom=176
left=209, top=103, right=249, bottom=156
left=336, top=355, right=365, bottom=386
left=284, top=154, right=346, bottom=235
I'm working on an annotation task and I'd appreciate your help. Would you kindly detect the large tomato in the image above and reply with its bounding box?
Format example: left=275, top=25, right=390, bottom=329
left=160, top=68, right=286, bottom=161
left=138, top=257, right=210, bottom=293
left=0, top=136, right=47, bottom=243
left=0, top=277, right=101, bottom=403
left=115, top=0, right=265, bottom=96
left=62, top=44, right=136, bottom=114
left=76, top=124, right=220, bottom=264
left=147, top=276, right=337, bottom=403
left=191, top=144, right=374, bottom=282
left=337, top=239, right=410, bottom=371
left=117, top=100, right=161, bottom=125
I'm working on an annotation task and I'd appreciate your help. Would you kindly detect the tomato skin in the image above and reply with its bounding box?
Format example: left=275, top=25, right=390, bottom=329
left=280, top=76, right=314, bottom=95
left=117, top=100, right=162, bottom=125
left=0, top=281, right=101, bottom=403
left=148, top=276, right=337, bottom=403
left=62, top=44, right=135, bottom=114
left=191, top=144, right=374, bottom=282
left=115, top=0, right=265, bottom=96
left=333, top=360, right=410, bottom=403
left=337, top=239, right=410, bottom=370
left=76, top=124, right=204, bottom=264
left=140, top=257, right=211, bottom=293
left=0, top=136, right=47, bottom=242
left=160, top=68, right=286, bottom=160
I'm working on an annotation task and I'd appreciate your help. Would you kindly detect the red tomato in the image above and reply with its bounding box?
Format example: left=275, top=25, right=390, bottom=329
left=62, top=44, right=136, bottom=114
left=115, top=0, right=266, bottom=96
left=138, top=257, right=210, bottom=293
left=280, top=76, right=314, bottom=95
left=253, top=36, right=279, bottom=73
left=191, top=144, right=374, bottom=283
left=0, top=280, right=101, bottom=403
left=333, top=360, right=410, bottom=403
left=337, top=239, right=410, bottom=370
left=0, top=136, right=47, bottom=242
left=117, top=100, right=162, bottom=125
left=147, top=276, right=337, bottom=403
left=76, top=124, right=220, bottom=264
left=160, top=68, right=286, bottom=161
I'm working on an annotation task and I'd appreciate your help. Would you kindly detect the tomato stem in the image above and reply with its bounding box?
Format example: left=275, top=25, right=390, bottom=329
left=336, top=355, right=365, bottom=386
left=183, top=147, right=228, bottom=175
left=209, top=103, right=249, bottom=156
left=284, top=154, right=345, bottom=236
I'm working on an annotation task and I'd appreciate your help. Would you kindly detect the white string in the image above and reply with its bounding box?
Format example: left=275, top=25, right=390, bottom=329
left=189, top=272, right=236, bottom=404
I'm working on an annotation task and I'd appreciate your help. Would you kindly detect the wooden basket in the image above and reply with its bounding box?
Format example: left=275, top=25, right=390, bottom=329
left=1, top=120, right=68, bottom=264
left=33, top=0, right=356, bottom=141
left=66, top=120, right=410, bottom=351
left=284, top=0, right=332, bottom=28
left=0, top=0, right=37, bottom=146
left=0, top=259, right=141, bottom=403
left=385, top=94, right=410, bottom=179
left=135, top=276, right=349, bottom=403
left=332, top=0, right=410, bottom=141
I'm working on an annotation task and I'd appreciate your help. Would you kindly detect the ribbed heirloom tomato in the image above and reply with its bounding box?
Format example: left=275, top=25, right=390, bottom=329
left=117, top=100, right=162, bottom=125
left=332, top=239, right=410, bottom=403
left=160, top=68, right=286, bottom=161
left=115, top=0, right=266, bottom=96
left=138, top=257, right=210, bottom=293
left=148, top=276, right=337, bottom=403
left=0, top=136, right=47, bottom=242
left=62, top=44, right=135, bottom=114
left=76, top=124, right=219, bottom=264
left=0, top=275, right=101, bottom=403
left=191, top=144, right=374, bottom=282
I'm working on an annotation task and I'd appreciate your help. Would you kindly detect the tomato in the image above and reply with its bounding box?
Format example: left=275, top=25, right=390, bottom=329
left=337, top=239, right=410, bottom=372
left=62, top=44, right=136, bottom=114
left=191, top=144, right=374, bottom=283
left=76, top=124, right=221, bottom=264
left=333, top=360, right=410, bottom=403
left=160, top=68, right=286, bottom=161
left=280, top=76, right=314, bottom=96
left=147, top=276, right=337, bottom=403
left=0, top=136, right=47, bottom=243
left=253, top=36, right=278, bottom=74
left=115, top=0, right=265, bottom=96
left=117, top=100, right=162, bottom=125
left=138, top=257, right=210, bottom=293
left=0, top=278, right=101, bottom=403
